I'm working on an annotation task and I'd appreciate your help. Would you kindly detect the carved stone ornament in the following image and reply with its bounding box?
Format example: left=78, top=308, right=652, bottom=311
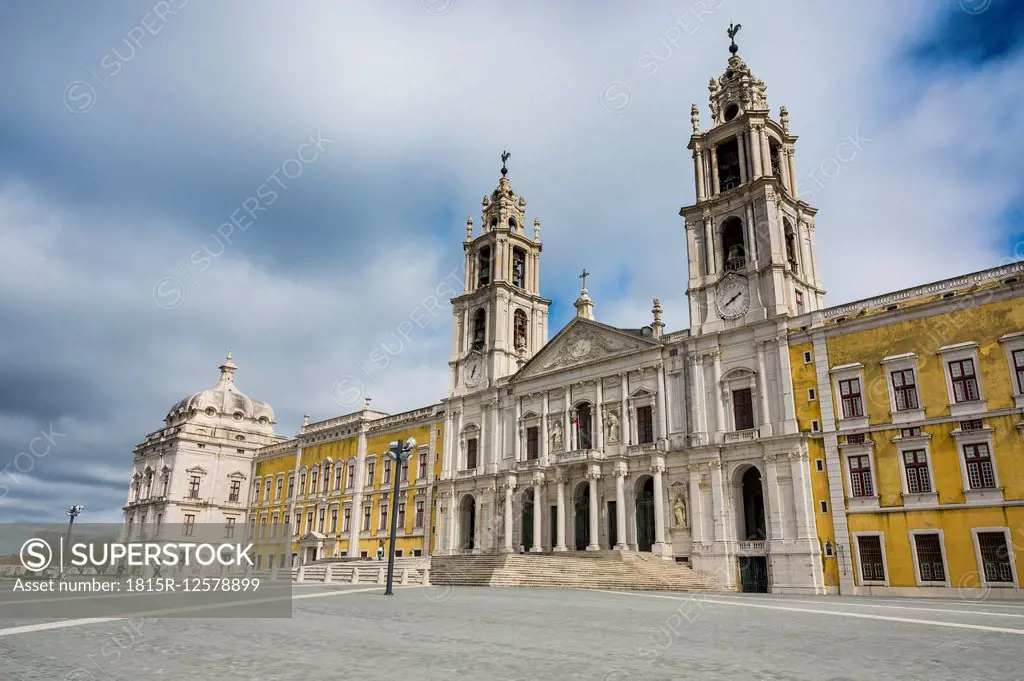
left=539, top=327, right=640, bottom=371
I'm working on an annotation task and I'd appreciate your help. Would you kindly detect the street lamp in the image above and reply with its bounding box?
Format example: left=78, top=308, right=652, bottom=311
left=61, top=505, right=83, bottom=580
left=384, top=437, right=416, bottom=596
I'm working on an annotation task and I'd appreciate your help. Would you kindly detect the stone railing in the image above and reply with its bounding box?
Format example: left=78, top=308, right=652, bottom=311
left=736, top=540, right=767, bottom=554
left=724, top=428, right=759, bottom=444
left=626, top=441, right=666, bottom=456
left=302, top=413, right=365, bottom=434
left=556, top=449, right=603, bottom=464
left=259, top=439, right=298, bottom=458
left=823, top=261, right=1024, bottom=319
left=369, top=404, right=442, bottom=432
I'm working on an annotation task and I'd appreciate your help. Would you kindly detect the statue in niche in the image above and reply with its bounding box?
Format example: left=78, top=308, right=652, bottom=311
left=550, top=420, right=563, bottom=450
left=673, top=495, right=688, bottom=529
left=605, top=410, right=620, bottom=444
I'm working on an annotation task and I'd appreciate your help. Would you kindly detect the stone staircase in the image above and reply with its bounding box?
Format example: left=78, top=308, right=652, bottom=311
left=430, top=551, right=730, bottom=592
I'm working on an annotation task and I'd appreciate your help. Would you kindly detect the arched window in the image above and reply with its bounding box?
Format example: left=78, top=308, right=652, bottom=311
left=784, top=219, right=798, bottom=272
left=513, top=309, right=528, bottom=350
left=770, top=140, right=782, bottom=180
left=508, top=217, right=517, bottom=231
left=489, top=217, right=498, bottom=231
left=477, top=246, right=491, bottom=287
left=716, top=137, right=741, bottom=191
left=721, top=217, right=746, bottom=271
left=511, top=248, right=526, bottom=288
left=472, top=308, right=486, bottom=351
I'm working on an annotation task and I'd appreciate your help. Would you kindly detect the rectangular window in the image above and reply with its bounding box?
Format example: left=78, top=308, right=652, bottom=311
left=330, top=508, right=338, bottom=533
left=807, top=388, right=816, bottom=401
left=977, top=532, right=1014, bottom=583
left=636, top=406, right=654, bottom=444
left=318, top=509, right=325, bottom=534
left=366, top=462, right=376, bottom=485
left=466, top=439, right=478, bottom=469
left=401, top=459, right=409, bottom=483
left=795, top=289, right=804, bottom=311
left=811, top=420, right=820, bottom=433
left=383, top=460, right=392, bottom=484
left=347, top=462, right=355, bottom=489
left=263, top=481, right=271, bottom=501
left=252, top=481, right=261, bottom=504
left=1014, top=349, right=1024, bottom=394
left=963, top=443, right=996, bottom=489
left=287, top=474, right=294, bottom=499
left=716, top=137, right=741, bottom=191
left=398, top=502, right=406, bottom=529
left=259, top=517, right=267, bottom=539
left=334, top=466, right=343, bottom=491
left=306, top=512, right=314, bottom=534
left=949, top=359, right=979, bottom=403
left=395, top=549, right=404, bottom=558
left=891, top=369, right=919, bottom=411
left=413, top=549, right=423, bottom=557
left=299, top=472, right=306, bottom=495
left=271, top=513, right=279, bottom=538
left=819, top=500, right=828, bottom=513
left=343, top=507, right=351, bottom=532
left=526, top=426, right=539, bottom=460
left=229, top=480, right=241, bottom=502
left=961, top=419, right=983, bottom=431
left=380, top=499, right=388, bottom=530
left=322, top=468, right=331, bottom=493
left=183, top=514, right=195, bottom=536
left=839, top=378, right=864, bottom=418
left=415, top=500, right=425, bottom=528
left=914, top=533, right=945, bottom=582
left=815, top=459, right=824, bottom=472
left=283, top=514, right=289, bottom=534
left=848, top=455, right=873, bottom=497
left=803, top=351, right=812, bottom=364
left=310, top=469, right=318, bottom=493
left=362, top=506, right=371, bottom=531
left=280, top=553, right=288, bottom=569
left=126, top=517, right=134, bottom=540
left=732, top=388, right=755, bottom=431
left=360, top=551, right=368, bottom=559
left=857, top=535, right=885, bottom=582
left=418, top=454, right=427, bottom=480
left=188, top=475, right=201, bottom=499
left=845, top=433, right=865, bottom=445
left=225, top=518, right=236, bottom=538
left=901, top=427, right=921, bottom=438
left=294, top=513, right=301, bottom=536
left=902, top=450, right=931, bottom=493
left=256, top=554, right=263, bottom=570
left=275, top=478, right=283, bottom=500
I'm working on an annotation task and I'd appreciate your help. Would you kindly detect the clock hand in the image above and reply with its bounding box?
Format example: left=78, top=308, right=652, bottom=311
left=725, top=292, right=742, bottom=306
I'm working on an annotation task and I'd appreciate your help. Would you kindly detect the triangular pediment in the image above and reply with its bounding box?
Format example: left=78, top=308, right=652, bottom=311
left=513, top=317, right=662, bottom=381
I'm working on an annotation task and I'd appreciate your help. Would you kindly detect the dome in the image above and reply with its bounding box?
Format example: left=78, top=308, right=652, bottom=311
left=165, top=351, right=275, bottom=426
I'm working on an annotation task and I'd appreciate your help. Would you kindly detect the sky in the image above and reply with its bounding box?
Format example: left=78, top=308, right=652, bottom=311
left=0, top=0, right=1022, bottom=524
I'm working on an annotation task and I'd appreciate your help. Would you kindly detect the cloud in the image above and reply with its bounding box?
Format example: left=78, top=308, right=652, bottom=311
left=0, top=0, right=1020, bottom=522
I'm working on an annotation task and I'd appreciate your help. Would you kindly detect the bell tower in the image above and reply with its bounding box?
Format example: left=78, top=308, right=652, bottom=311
left=449, top=152, right=551, bottom=395
left=680, top=25, right=825, bottom=336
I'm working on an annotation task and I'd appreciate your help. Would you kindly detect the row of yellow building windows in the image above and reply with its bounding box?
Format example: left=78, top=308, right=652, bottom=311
left=250, top=499, right=429, bottom=538
left=253, top=452, right=432, bottom=506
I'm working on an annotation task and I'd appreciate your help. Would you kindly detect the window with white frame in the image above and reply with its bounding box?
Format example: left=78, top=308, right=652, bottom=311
left=379, top=497, right=388, bottom=530
left=963, top=443, right=995, bottom=489
left=334, top=465, right=343, bottom=491
left=855, top=533, right=886, bottom=584
left=938, top=342, right=986, bottom=417
left=275, top=476, right=283, bottom=500
left=342, top=506, right=351, bottom=532
left=263, top=478, right=272, bottom=502
left=881, top=353, right=924, bottom=424
left=831, top=363, right=868, bottom=429
left=998, top=332, right=1024, bottom=408
left=973, top=529, right=1017, bottom=586
left=362, top=505, right=371, bottom=531
left=365, top=461, right=375, bottom=486
left=902, top=450, right=931, bottom=494
left=841, top=439, right=878, bottom=509
left=848, top=454, right=874, bottom=497
left=415, top=500, right=425, bottom=528
left=953, top=422, right=1002, bottom=503
left=911, top=532, right=947, bottom=585
left=721, top=369, right=758, bottom=432
left=347, top=460, right=355, bottom=489
left=330, top=508, right=338, bottom=533
left=419, top=452, right=428, bottom=479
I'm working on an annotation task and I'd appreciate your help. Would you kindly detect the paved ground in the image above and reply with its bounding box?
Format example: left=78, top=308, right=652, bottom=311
left=1, top=583, right=1023, bottom=680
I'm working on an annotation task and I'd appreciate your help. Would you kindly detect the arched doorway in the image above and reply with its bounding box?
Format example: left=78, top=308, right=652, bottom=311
left=576, top=403, right=593, bottom=449
left=635, top=477, right=655, bottom=552
left=459, top=495, right=476, bottom=551
left=521, top=488, right=534, bottom=551
left=740, top=468, right=766, bottom=541
left=573, top=483, right=590, bottom=550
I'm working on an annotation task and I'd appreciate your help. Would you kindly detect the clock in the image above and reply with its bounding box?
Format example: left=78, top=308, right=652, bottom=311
left=716, top=274, right=750, bottom=319
left=463, top=357, right=485, bottom=388
left=571, top=338, right=592, bottom=359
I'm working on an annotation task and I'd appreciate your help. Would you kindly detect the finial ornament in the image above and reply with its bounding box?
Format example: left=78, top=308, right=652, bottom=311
left=779, top=105, right=790, bottom=134
left=690, top=104, right=700, bottom=134
left=579, top=268, right=590, bottom=290
left=727, top=23, right=741, bottom=54
left=501, top=150, right=511, bottom=176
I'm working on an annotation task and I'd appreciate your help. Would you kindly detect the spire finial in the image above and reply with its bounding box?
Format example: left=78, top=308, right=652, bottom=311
left=500, top=150, right=510, bottom=176
left=579, top=268, right=590, bottom=291
left=727, top=23, right=741, bottom=54
left=364, top=394, right=373, bottom=410
left=651, top=297, right=665, bottom=339
left=218, top=349, right=237, bottom=382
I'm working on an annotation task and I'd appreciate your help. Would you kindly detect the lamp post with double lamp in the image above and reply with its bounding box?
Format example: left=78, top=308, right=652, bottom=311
left=61, top=505, right=83, bottom=579
left=384, top=437, right=416, bottom=596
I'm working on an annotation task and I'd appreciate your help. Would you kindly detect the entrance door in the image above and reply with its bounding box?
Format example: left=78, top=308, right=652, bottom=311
left=635, top=477, right=655, bottom=552
left=550, top=506, right=558, bottom=550
left=739, top=557, right=769, bottom=593
left=607, top=501, right=617, bottom=548
left=521, top=491, right=534, bottom=551
left=574, top=485, right=589, bottom=550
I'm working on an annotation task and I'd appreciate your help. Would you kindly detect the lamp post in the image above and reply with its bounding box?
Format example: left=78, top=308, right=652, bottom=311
left=384, top=437, right=416, bottom=596
left=61, top=505, right=83, bottom=579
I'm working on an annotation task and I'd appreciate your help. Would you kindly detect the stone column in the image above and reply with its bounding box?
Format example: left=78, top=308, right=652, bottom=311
left=692, top=355, right=706, bottom=440
left=779, top=146, right=791, bottom=192
left=709, top=459, right=727, bottom=543
left=348, top=435, right=363, bottom=558
left=777, top=334, right=798, bottom=434
left=709, top=144, right=720, bottom=195
left=799, top=220, right=813, bottom=282
left=563, top=387, right=572, bottom=451
left=651, top=459, right=667, bottom=554
left=788, top=149, right=799, bottom=199
left=687, top=464, right=703, bottom=544
left=755, top=341, right=772, bottom=437
left=748, top=127, right=762, bottom=178
left=445, top=490, right=456, bottom=554
left=614, top=468, right=628, bottom=550
left=619, top=373, right=630, bottom=446
left=531, top=475, right=544, bottom=553
left=764, top=454, right=784, bottom=542
left=656, top=364, right=668, bottom=442
left=478, top=403, right=487, bottom=472
left=759, top=126, right=772, bottom=177
left=514, top=397, right=522, bottom=462
left=464, top=250, right=473, bottom=293
left=492, top=402, right=501, bottom=470
left=595, top=378, right=604, bottom=451
left=456, top=409, right=464, bottom=471
left=554, top=471, right=567, bottom=551
left=737, top=133, right=748, bottom=184
left=503, top=483, right=514, bottom=552
left=790, top=452, right=813, bottom=540
left=704, top=217, right=715, bottom=277
left=540, top=392, right=550, bottom=466
left=695, top=148, right=706, bottom=201
left=586, top=470, right=600, bottom=551
left=712, top=350, right=725, bottom=442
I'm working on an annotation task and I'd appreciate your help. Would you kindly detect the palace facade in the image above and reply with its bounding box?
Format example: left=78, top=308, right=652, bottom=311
left=124, top=39, right=1024, bottom=597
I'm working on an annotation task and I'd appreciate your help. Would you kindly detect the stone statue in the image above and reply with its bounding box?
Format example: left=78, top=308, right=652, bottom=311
left=673, top=496, right=688, bottom=529
left=550, top=420, right=563, bottom=450
left=605, top=410, right=620, bottom=443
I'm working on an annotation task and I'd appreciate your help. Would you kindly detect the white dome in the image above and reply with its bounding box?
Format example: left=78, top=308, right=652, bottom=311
left=165, top=351, right=275, bottom=426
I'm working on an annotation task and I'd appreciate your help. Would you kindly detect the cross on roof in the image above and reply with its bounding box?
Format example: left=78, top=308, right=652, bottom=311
left=579, top=269, right=590, bottom=290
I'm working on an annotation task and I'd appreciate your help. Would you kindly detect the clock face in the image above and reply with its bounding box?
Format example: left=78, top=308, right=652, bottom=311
left=716, top=275, right=750, bottom=319
left=571, top=338, right=592, bottom=359
left=463, top=358, right=485, bottom=387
